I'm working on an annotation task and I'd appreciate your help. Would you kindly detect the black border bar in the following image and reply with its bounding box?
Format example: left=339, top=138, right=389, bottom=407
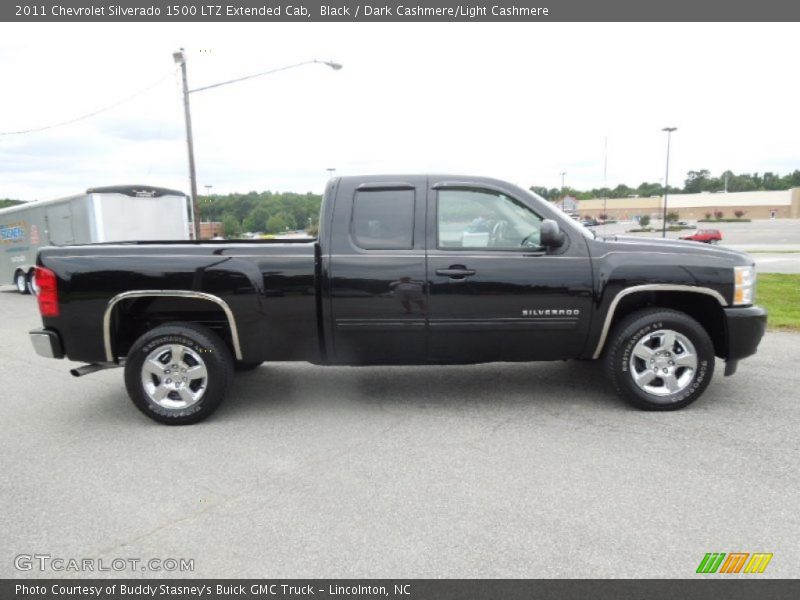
left=4, top=0, right=800, bottom=22
left=3, top=579, right=800, bottom=600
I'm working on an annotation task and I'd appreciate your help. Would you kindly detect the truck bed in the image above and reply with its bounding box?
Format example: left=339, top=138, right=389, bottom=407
left=38, top=241, right=321, bottom=364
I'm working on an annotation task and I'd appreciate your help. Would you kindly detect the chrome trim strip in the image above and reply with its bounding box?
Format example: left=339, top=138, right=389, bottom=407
left=591, top=284, right=728, bottom=359
left=103, top=290, right=243, bottom=362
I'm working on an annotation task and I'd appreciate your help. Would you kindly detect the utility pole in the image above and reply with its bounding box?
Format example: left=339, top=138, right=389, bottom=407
left=174, top=48, right=201, bottom=239
left=603, top=136, right=608, bottom=220
left=661, top=127, right=677, bottom=238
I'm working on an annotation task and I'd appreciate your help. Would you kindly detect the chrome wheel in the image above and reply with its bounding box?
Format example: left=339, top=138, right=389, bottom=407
left=629, top=329, right=698, bottom=398
left=15, top=272, right=27, bottom=294
left=140, top=344, right=208, bottom=410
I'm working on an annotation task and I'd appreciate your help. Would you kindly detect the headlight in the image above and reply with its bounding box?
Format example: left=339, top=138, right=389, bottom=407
left=733, top=265, right=756, bottom=306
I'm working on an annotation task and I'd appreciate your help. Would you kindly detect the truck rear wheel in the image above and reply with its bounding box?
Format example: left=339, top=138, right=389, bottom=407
left=603, top=308, right=715, bottom=410
left=124, top=323, right=234, bottom=425
left=15, top=270, right=30, bottom=295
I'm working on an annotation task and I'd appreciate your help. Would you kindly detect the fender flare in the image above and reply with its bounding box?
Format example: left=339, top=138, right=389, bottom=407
left=592, top=284, right=728, bottom=359
left=103, top=290, right=243, bottom=362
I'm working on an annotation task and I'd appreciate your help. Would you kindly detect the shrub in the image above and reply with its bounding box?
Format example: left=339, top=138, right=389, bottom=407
left=734, top=210, right=746, bottom=219
left=704, top=212, right=712, bottom=220
left=598, top=213, right=608, bottom=221
left=666, top=210, right=680, bottom=223
left=714, top=210, right=725, bottom=219
left=639, top=215, right=651, bottom=227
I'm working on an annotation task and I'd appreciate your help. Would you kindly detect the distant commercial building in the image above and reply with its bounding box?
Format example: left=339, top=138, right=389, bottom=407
left=555, top=195, right=579, bottom=214
left=577, top=188, right=800, bottom=220
left=199, top=221, right=223, bottom=239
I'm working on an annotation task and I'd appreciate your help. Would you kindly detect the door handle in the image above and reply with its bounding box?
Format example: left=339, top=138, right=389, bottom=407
left=436, top=267, right=476, bottom=278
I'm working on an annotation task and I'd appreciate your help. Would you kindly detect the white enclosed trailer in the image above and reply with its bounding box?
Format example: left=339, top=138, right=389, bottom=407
left=0, top=185, right=191, bottom=293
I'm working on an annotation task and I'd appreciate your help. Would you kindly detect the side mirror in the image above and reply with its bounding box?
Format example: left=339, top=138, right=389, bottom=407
left=540, top=219, right=565, bottom=248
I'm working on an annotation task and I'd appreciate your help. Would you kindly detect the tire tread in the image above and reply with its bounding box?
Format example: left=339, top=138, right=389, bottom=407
left=603, top=307, right=715, bottom=411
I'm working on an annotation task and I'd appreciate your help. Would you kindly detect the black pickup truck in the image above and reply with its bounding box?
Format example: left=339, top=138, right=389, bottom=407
left=29, top=175, right=767, bottom=424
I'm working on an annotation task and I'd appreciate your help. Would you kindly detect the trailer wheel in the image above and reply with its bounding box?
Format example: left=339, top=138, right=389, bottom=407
left=604, top=308, right=715, bottom=411
left=14, top=270, right=30, bottom=295
left=124, top=323, right=234, bottom=425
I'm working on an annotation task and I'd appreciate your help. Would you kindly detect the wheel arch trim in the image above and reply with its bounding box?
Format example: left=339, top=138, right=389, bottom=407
left=592, top=284, right=728, bottom=359
left=103, top=290, right=243, bottom=362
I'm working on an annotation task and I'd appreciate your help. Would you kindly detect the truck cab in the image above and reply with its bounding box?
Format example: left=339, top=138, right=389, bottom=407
left=321, top=176, right=595, bottom=365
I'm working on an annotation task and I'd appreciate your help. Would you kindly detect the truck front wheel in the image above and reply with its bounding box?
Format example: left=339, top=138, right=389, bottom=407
left=124, top=323, right=234, bottom=425
left=604, top=308, right=715, bottom=410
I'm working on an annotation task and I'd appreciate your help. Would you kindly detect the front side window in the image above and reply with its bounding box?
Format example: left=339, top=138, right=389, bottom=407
left=352, top=189, right=415, bottom=250
left=437, top=189, right=543, bottom=249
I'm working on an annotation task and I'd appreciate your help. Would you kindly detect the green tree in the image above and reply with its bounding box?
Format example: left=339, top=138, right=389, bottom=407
left=636, top=182, right=663, bottom=197
left=243, top=206, right=271, bottom=232
left=639, top=215, right=651, bottom=227
left=684, top=170, right=711, bottom=194
left=666, top=210, right=680, bottom=223
left=221, top=214, right=241, bottom=238
left=265, top=213, right=290, bottom=234
left=529, top=186, right=552, bottom=200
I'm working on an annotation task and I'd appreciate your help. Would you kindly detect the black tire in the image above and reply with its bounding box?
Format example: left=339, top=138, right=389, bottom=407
left=15, top=270, right=30, bottom=295
left=124, top=323, right=234, bottom=425
left=603, top=308, right=715, bottom=411
left=234, top=361, right=264, bottom=372
left=26, top=269, right=38, bottom=295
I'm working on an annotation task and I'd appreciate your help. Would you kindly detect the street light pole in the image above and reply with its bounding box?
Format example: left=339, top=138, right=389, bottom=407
left=661, top=127, right=677, bottom=238
left=173, top=50, right=343, bottom=240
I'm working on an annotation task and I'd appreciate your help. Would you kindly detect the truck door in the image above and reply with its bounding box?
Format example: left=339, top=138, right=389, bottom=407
left=425, top=183, right=593, bottom=363
left=327, top=177, right=428, bottom=364
left=45, top=203, right=74, bottom=245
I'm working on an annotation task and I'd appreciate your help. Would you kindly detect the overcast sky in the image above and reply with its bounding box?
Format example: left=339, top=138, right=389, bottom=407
left=0, top=22, right=797, bottom=201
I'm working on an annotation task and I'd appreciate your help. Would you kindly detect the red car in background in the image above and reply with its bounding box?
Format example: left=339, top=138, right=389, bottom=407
left=680, top=228, right=722, bottom=244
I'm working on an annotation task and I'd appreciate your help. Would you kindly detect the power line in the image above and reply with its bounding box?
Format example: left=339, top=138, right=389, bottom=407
left=0, top=70, right=177, bottom=136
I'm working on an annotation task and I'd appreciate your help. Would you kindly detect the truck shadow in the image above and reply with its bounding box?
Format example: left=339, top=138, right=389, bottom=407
left=222, top=359, right=623, bottom=420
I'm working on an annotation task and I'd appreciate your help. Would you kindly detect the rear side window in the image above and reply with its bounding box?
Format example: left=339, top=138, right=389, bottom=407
left=352, top=189, right=415, bottom=250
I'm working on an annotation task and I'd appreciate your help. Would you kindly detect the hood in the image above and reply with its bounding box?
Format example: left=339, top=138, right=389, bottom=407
left=593, top=235, right=753, bottom=266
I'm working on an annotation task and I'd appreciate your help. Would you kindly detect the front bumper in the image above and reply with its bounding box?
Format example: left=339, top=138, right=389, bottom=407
left=723, top=305, right=767, bottom=361
left=30, top=328, right=65, bottom=359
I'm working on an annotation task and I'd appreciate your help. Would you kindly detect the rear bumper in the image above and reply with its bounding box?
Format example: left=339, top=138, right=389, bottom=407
left=723, top=305, right=767, bottom=361
left=30, top=328, right=65, bottom=360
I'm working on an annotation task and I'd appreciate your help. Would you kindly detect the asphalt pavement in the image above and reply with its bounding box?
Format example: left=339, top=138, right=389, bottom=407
left=1, top=288, right=799, bottom=578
